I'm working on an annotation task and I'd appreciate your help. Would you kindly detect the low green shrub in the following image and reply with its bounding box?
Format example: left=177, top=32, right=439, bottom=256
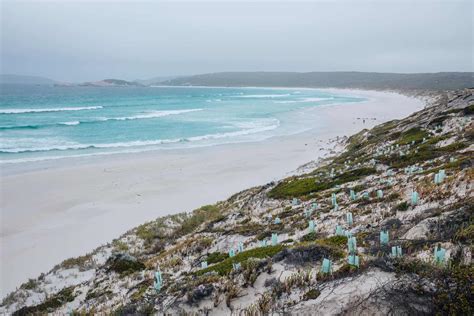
left=395, top=201, right=409, bottom=212
left=206, top=252, right=228, bottom=265
left=196, top=245, right=284, bottom=276
left=396, top=127, right=429, bottom=145
left=268, top=168, right=376, bottom=199
left=13, top=287, right=76, bottom=315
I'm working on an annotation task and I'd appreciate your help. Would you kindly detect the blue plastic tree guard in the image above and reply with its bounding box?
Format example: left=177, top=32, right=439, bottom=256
left=154, top=271, right=163, bottom=291
left=274, top=217, right=282, bottom=225
left=350, top=189, right=357, bottom=200
left=348, top=254, right=360, bottom=267
left=335, top=225, right=344, bottom=236
left=308, top=220, right=316, bottom=233
left=346, top=212, right=353, bottom=225
left=229, top=249, right=235, bottom=257
left=321, top=258, right=332, bottom=274
left=380, top=230, right=389, bottom=245
left=391, top=246, right=402, bottom=257
left=377, top=190, right=383, bottom=198
left=434, top=246, right=446, bottom=265
left=271, top=233, right=278, bottom=246
left=238, top=241, right=244, bottom=253
left=201, top=261, right=208, bottom=269
left=411, top=191, right=419, bottom=205
left=347, top=237, right=357, bottom=254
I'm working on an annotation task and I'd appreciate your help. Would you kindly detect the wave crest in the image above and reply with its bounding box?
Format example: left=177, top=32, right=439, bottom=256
left=0, top=106, right=103, bottom=114
left=0, top=109, right=203, bottom=130
left=0, top=118, right=279, bottom=154
left=274, top=97, right=333, bottom=104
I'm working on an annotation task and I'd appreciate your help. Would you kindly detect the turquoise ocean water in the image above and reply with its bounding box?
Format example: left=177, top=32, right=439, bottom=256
left=0, top=85, right=364, bottom=164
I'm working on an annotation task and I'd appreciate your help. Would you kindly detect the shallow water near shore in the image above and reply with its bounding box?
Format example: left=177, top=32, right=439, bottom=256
left=0, top=85, right=363, bottom=164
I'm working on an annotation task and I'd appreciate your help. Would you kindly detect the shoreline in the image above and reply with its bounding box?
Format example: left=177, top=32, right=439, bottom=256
left=0, top=89, right=425, bottom=297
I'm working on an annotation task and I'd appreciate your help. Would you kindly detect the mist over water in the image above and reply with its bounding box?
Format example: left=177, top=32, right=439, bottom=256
left=0, top=85, right=364, bottom=163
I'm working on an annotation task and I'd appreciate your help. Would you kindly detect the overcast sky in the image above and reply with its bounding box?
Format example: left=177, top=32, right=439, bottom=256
left=1, top=0, right=472, bottom=82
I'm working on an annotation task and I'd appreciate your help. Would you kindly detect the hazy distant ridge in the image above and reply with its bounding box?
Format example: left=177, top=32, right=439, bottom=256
left=0, top=74, right=56, bottom=85
left=162, top=71, right=474, bottom=90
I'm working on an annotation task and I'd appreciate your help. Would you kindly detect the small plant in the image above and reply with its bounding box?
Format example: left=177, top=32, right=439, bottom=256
left=19, top=279, right=39, bottom=290
left=395, top=201, right=409, bottom=212
left=224, top=281, right=240, bottom=308
left=303, top=288, right=321, bottom=301
left=113, top=240, right=129, bottom=252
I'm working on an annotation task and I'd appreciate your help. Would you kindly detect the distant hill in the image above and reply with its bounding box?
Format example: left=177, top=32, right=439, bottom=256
left=0, top=74, right=56, bottom=85
left=162, top=71, right=474, bottom=91
left=134, top=76, right=183, bottom=86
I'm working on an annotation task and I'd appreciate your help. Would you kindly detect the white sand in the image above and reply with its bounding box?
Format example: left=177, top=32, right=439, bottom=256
left=0, top=89, right=424, bottom=297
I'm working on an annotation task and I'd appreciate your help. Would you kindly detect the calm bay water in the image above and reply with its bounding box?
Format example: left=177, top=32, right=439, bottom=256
left=0, top=85, right=364, bottom=164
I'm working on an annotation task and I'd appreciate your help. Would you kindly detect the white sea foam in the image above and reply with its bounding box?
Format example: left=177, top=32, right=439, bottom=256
left=274, top=97, right=333, bottom=104
left=188, top=118, right=280, bottom=142
left=60, top=121, right=80, bottom=126
left=236, top=94, right=291, bottom=98
left=0, top=118, right=280, bottom=155
left=0, top=106, right=103, bottom=114
left=99, top=109, right=202, bottom=121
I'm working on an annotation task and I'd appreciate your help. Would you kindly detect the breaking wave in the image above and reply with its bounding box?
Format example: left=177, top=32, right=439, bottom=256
left=0, top=118, right=279, bottom=155
left=0, top=106, right=103, bottom=114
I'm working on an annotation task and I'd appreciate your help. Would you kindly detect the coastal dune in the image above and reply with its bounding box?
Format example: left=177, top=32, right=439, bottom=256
left=0, top=89, right=424, bottom=297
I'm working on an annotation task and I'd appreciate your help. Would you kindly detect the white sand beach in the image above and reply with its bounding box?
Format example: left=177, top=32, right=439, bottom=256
left=0, top=89, right=424, bottom=297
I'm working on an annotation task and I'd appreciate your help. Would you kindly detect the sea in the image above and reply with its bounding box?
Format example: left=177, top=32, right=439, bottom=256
left=0, top=85, right=364, bottom=164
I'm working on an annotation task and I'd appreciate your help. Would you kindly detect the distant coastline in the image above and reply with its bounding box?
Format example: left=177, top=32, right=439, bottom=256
left=3, top=71, right=473, bottom=90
